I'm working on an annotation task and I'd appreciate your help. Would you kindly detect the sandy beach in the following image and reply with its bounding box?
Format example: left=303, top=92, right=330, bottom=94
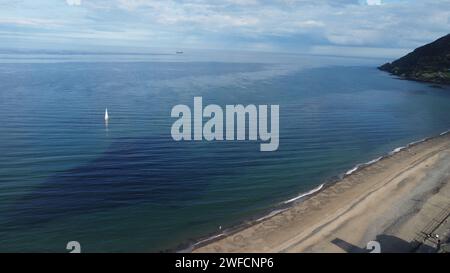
left=194, top=133, right=450, bottom=253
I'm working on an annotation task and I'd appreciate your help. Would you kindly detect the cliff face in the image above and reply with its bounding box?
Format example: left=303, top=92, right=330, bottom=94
left=379, top=34, right=450, bottom=84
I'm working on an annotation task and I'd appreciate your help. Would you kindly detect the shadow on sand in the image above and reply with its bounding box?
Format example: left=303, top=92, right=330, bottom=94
left=332, top=234, right=437, bottom=253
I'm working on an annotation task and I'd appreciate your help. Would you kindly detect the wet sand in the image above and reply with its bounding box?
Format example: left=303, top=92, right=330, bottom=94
left=194, top=133, right=450, bottom=253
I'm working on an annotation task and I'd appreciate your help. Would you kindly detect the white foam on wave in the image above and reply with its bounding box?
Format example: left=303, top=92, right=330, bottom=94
left=346, top=166, right=359, bottom=176
left=345, top=130, right=450, bottom=178
left=408, top=139, right=425, bottom=146
left=283, top=183, right=324, bottom=204
left=256, top=208, right=288, bottom=222
left=366, top=156, right=383, bottom=165
left=389, top=146, right=405, bottom=155
left=346, top=130, right=450, bottom=179
left=345, top=156, right=383, bottom=176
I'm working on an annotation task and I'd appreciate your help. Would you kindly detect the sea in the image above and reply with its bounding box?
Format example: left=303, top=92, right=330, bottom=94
left=1, top=50, right=450, bottom=252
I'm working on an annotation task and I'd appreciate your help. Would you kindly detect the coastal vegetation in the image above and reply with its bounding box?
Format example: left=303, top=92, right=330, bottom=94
left=379, top=34, right=450, bottom=84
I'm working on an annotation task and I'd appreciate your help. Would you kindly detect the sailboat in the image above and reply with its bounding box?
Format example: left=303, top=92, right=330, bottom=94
left=104, top=108, right=109, bottom=121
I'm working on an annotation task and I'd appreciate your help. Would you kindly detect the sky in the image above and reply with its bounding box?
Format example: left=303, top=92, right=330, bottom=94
left=0, top=0, right=449, bottom=57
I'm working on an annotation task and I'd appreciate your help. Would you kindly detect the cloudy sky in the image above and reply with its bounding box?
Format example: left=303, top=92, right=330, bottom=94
left=0, top=0, right=449, bottom=57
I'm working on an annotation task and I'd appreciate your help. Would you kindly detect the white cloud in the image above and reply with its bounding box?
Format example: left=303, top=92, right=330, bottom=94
left=0, top=18, right=62, bottom=27
left=111, top=0, right=449, bottom=47
left=2, top=0, right=449, bottom=54
left=66, top=0, right=82, bottom=6
left=367, top=0, right=382, bottom=5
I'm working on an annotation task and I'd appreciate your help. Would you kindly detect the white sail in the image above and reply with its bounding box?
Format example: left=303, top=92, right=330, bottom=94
left=104, top=108, right=109, bottom=121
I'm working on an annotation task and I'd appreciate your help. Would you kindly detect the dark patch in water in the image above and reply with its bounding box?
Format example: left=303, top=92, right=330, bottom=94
left=5, top=137, right=242, bottom=228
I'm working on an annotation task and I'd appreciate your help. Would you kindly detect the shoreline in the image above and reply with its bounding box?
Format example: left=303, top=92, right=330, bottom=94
left=190, top=129, right=450, bottom=253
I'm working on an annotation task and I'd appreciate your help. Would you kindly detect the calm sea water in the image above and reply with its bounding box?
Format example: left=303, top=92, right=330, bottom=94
left=1, top=52, right=450, bottom=252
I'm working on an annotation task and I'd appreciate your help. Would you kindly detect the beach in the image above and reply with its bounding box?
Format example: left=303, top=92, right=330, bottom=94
left=194, top=132, right=450, bottom=253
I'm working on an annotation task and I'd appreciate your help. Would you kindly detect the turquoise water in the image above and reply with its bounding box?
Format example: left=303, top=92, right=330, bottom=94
left=0, top=52, right=450, bottom=252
